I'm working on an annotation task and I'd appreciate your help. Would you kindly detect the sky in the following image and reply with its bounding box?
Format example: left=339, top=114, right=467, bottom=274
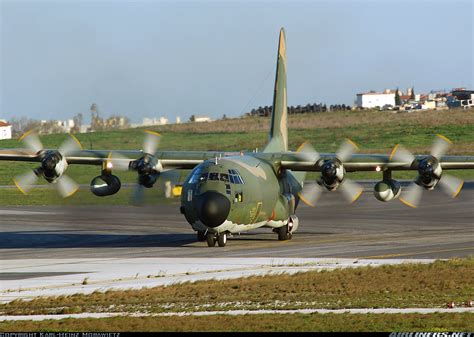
left=1, top=0, right=472, bottom=124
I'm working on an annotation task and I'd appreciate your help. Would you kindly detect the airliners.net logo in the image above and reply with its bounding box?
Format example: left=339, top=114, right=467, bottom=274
left=390, top=333, right=473, bottom=337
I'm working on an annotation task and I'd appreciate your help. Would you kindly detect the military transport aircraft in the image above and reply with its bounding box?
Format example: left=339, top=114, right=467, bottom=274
left=1, top=28, right=473, bottom=247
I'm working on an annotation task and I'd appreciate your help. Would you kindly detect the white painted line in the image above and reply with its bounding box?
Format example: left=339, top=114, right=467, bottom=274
left=2, top=308, right=474, bottom=321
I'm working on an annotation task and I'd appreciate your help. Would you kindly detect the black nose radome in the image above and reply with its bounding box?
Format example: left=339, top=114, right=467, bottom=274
left=194, top=191, right=230, bottom=228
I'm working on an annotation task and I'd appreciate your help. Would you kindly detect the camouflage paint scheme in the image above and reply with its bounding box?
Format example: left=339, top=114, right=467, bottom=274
left=179, top=29, right=304, bottom=235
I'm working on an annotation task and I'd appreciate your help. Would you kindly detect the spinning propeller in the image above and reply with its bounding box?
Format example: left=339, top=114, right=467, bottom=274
left=297, top=139, right=363, bottom=206
left=13, top=131, right=82, bottom=198
left=107, top=130, right=180, bottom=205
left=390, top=134, right=464, bottom=208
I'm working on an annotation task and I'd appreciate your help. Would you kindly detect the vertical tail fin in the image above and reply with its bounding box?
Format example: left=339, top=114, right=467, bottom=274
left=264, top=28, right=288, bottom=153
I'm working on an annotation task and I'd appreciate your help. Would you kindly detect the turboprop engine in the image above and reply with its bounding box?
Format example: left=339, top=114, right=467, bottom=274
left=319, top=159, right=344, bottom=191
left=38, top=150, right=68, bottom=183
left=374, top=179, right=401, bottom=202
left=90, top=174, right=122, bottom=197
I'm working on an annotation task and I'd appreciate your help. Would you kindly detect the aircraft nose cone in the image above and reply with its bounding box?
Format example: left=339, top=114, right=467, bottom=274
left=194, top=191, right=230, bottom=228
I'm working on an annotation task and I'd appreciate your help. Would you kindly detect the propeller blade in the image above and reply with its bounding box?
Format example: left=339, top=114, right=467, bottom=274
left=399, top=182, right=424, bottom=208
left=143, top=130, right=161, bottom=155
left=296, top=141, right=320, bottom=164
left=159, top=169, right=181, bottom=199
left=431, top=134, right=452, bottom=159
left=55, top=174, right=79, bottom=198
left=297, top=182, right=322, bottom=207
left=438, top=174, right=464, bottom=198
left=131, top=184, right=146, bottom=206
left=389, top=144, right=415, bottom=165
left=19, top=130, right=43, bottom=153
left=107, top=152, right=132, bottom=171
left=336, top=139, right=358, bottom=162
left=58, top=133, right=83, bottom=156
left=339, top=179, right=363, bottom=204
left=13, top=170, right=39, bottom=195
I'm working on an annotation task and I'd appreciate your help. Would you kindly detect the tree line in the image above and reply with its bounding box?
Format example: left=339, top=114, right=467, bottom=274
left=248, top=103, right=351, bottom=117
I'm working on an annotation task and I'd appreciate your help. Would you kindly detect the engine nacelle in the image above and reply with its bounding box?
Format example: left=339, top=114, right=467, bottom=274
left=90, top=174, right=121, bottom=197
left=417, top=157, right=442, bottom=190
left=40, top=150, right=68, bottom=183
left=320, top=159, right=345, bottom=191
left=374, top=179, right=401, bottom=202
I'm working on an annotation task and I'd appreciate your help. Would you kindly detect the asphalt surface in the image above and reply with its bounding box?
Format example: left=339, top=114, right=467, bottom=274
left=0, top=183, right=472, bottom=261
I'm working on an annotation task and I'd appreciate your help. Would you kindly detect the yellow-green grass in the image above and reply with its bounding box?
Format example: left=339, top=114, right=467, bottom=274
left=0, top=109, right=472, bottom=205
left=1, top=313, right=473, bottom=332
left=2, top=258, right=473, bottom=316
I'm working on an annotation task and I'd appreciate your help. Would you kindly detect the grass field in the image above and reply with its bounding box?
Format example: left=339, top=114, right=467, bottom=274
left=1, top=258, right=473, bottom=331
left=2, top=258, right=473, bottom=316
left=2, top=313, right=473, bottom=332
left=0, top=108, right=473, bottom=205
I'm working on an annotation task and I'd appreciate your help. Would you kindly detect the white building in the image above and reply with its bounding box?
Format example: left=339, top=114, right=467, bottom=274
left=194, top=116, right=212, bottom=123
left=356, top=93, right=396, bottom=108
left=0, top=121, right=12, bottom=140
left=142, top=117, right=168, bottom=126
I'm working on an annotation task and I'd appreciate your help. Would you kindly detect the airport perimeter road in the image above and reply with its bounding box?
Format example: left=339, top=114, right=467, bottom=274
left=0, top=184, right=472, bottom=260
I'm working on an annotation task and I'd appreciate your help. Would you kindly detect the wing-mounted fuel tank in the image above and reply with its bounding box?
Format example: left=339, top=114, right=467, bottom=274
left=90, top=175, right=121, bottom=196
left=374, top=179, right=401, bottom=202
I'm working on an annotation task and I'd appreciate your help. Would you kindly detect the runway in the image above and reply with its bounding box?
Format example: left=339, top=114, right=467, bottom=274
left=1, top=183, right=472, bottom=260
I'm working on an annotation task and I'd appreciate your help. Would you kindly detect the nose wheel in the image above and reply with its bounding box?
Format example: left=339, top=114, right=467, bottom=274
left=277, top=220, right=294, bottom=241
left=206, top=233, right=227, bottom=247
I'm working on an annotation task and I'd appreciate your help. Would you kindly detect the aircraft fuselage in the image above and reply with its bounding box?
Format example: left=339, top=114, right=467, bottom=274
left=180, top=155, right=301, bottom=235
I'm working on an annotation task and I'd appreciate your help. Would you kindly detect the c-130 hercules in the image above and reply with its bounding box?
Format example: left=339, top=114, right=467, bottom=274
left=1, top=28, right=473, bottom=247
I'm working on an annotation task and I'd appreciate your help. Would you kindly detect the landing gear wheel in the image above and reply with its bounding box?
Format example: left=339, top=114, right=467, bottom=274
left=206, top=233, right=216, bottom=247
left=217, top=233, right=227, bottom=247
left=277, top=225, right=293, bottom=241
left=197, top=231, right=206, bottom=242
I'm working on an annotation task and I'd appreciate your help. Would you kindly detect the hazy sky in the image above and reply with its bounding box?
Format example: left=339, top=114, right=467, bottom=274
left=1, top=0, right=472, bottom=123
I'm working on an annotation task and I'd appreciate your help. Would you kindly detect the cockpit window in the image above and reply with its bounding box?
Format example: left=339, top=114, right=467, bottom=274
left=219, top=173, right=229, bottom=182
left=196, top=171, right=243, bottom=184
left=228, top=169, right=244, bottom=184
left=188, top=167, right=203, bottom=184
left=209, top=172, right=219, bottom=181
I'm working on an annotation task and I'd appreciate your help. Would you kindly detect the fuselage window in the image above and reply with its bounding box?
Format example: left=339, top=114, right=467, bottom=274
left=199, top=173, right=208, bottom=182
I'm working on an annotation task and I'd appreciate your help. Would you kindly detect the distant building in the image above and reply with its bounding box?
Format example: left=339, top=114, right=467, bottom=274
left=0, top=121, right=12, bottom=140
left=142, top=117, right=168, bottom=126
left=447, top=88, right=474, bottom=109
left=355, top=92, right=395, bottom=108
left=194, top=116, right=212, bottom=123
left=176, top=116, right=181, bottom=124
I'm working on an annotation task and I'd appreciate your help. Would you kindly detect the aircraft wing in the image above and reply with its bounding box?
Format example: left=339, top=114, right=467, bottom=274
left=0, top=148, right=239, bottom=170
left=274, top=153, right=474, bottom=172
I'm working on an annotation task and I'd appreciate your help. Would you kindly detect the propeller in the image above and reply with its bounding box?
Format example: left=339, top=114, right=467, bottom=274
left=13, top=131, right=82, bottom=198
left=121, top=130, right=182, bottom=206
left=297, top=139, right=363, bottom=206
left=143, top=130, right=161, bottom=155
left=390, top=134, right=464, bottom=208
left=338, top=178, right=364, bottom=204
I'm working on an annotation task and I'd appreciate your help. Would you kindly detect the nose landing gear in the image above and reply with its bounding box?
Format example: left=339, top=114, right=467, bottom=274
left=206, top=232, right=227, bottom=247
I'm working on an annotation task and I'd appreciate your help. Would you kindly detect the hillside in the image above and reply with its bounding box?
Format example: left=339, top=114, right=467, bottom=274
left=0, top=108, right=472, bottom=204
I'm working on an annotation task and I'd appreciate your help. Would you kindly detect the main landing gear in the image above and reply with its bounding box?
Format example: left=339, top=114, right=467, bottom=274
left=276, top=218, right=295, bottom=241
left=206, top=232, right=227, bottom=247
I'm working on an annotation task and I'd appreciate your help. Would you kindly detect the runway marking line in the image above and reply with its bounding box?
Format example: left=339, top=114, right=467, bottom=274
left=359, top=246, right=474, bottom=259
left=2, top=307, right=474, bottom=321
